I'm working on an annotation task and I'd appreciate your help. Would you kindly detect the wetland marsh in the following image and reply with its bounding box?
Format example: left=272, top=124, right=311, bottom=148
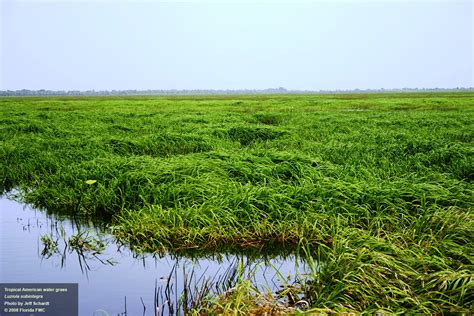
left=1, top=93, right=473, bottom=313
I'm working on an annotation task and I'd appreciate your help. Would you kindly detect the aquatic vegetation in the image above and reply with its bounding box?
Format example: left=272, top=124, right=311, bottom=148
left=0, top=93, right=473, bottom=312
left=39, top=221, right=115, bottom=273
left=40, top=233, right=59, bottom=258
left=153, top=258, right=308, bottom=315
left=68, top=231, right=106, bottom=254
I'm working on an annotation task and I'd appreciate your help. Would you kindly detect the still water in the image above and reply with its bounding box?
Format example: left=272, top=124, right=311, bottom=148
left=0, top=193, right=309, bottom=315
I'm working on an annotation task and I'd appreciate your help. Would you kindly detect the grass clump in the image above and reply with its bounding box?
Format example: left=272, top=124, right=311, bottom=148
left=40, top=234, right=59, bottom=258
left=227, top=126, right=286, bottom=145
left=253, top=113, right=284, bottom=125
left=68, top=231, right=106, bottom=254
left=105, top=134, right=211, bottom=157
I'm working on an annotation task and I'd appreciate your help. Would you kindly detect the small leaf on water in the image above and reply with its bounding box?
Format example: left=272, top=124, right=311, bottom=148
left=85, top=180, right=97, bottom=185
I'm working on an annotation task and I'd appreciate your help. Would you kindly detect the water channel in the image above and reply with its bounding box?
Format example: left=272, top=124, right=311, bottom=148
left=0, top=193, right=310, bottom=315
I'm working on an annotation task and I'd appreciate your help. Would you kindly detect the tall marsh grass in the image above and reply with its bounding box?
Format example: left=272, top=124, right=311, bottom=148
left=1, top=93, right=472, bottom=312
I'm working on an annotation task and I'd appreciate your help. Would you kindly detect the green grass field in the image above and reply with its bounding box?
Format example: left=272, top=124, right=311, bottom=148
left=1, top=93, right=473, bottom=313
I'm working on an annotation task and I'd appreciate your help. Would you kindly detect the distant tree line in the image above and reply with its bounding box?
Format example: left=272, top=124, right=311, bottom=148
left=0, top=87, right=473, bottom=96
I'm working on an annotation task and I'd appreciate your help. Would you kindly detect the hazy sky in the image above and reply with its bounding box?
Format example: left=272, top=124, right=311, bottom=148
left=1, top=0, right=472, bottom=90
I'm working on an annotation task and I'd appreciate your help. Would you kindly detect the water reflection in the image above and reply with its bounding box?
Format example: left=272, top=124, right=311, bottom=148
left=1, top=192, right=311, bottom=315
left=40, top=228, right=116, bottom=277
